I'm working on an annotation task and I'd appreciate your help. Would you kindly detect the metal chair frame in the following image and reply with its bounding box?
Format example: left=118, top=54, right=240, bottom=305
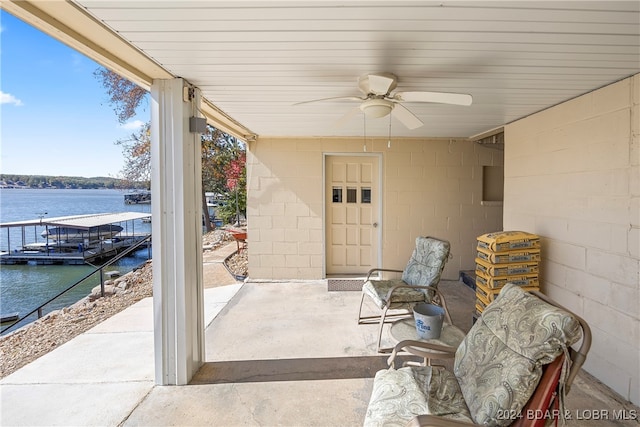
left=386, top=290, right=592, bottom=427
left=358, top=269, right=452, bottom=353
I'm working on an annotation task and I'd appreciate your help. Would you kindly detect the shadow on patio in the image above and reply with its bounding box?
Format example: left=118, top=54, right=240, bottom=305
left=130, top=280, right=639, bottom=426
left=2, top=279, right=638, bottom=426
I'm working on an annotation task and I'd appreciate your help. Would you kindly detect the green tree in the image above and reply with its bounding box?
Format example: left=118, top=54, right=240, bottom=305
left=220, top=151, right=247, bottom=225
left=201, top=125, right=246, bottom=228
left=95, top=68, right=247, bottom=231
left=201, top=126, right=244, bottom=193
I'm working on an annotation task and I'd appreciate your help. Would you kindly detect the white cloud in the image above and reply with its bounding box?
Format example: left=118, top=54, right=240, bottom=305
left=1, top=91, right=24, bottom=106
left=121, top=120, right=145, bottom=130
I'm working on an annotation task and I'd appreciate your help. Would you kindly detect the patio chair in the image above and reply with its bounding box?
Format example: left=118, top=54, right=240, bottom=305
left=363, top=283, right=591, bottom=427
left=357, top=236, right=451, bottom=352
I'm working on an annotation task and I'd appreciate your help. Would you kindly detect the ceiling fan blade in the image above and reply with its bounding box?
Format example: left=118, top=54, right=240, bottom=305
left=333, top=106, right=361, bottom=128
left=368, top=74, right=396, bottom=95
left=293, top=96, right=363, bottom=106
left=391, top=104, right=423, bottom=130
left=394, top=91, right=473, bottom=106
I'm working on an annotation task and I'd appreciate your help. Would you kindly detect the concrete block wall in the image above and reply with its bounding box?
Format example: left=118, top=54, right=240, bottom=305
left=246, top=138, right=325, bottom=279
left=246, top=136, right=503, bottom=281
left=381, top=138, right=503, bottom=278
left=503, top=74, right=640, bottom=405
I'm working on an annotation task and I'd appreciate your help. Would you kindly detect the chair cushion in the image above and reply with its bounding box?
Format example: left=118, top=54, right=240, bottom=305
left=480, top=283, right=582, bottom=363
left=362, top=237, right=450, bottom=309
left=362, top=279, right=428, bottom=310
left=454, top=322, right=542, bottom=427
left=401, top=237, right=450, bottom=287
left=364, top=366, right=473, bottom=427
left=453, top=284, right=582, bottom=426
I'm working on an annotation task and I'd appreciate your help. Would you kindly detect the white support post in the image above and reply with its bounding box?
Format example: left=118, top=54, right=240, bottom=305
left=150, top=78, right=205, bottom=385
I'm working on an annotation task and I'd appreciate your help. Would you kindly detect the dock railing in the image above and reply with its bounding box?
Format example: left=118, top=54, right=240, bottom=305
left=1, top=234, right=152, bottom=335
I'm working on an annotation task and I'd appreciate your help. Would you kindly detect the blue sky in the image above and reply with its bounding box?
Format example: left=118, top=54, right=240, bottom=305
left=1, top=11, right=149, bottom=178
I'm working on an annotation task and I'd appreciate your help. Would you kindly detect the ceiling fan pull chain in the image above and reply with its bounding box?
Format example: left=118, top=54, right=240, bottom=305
left=363, top=114, right=367, bottom=152
left=387, top=114, right=392, bottom=148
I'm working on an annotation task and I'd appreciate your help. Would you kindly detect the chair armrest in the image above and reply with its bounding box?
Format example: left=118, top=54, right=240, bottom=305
left=406, top=415, right=480, bottom=427
left=387, top=339, right=456, bottom=368
left=365, top=268, right=403, bottom=281
left=384, top=285, right=453, bottom=324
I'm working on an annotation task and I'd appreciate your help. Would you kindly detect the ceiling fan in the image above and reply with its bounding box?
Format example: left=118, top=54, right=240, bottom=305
left=295, top=72, right=472, bottom=130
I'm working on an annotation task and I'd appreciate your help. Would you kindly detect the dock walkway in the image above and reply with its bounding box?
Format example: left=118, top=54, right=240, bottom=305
left=0, top=212, right=151, bottom=265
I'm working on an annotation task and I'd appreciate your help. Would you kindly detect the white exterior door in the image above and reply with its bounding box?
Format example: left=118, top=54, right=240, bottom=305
left=325, top=155, right=380, bottom=275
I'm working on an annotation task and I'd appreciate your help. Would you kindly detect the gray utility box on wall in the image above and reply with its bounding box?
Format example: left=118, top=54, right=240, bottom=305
left=189, top=116, right=207, bottom=133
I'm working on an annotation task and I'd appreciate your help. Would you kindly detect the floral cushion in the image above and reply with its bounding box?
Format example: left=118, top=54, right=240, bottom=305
left=453, top=283, right=582, bottom=426
left=480, top=283, right=581, bottom=363
left=362, top=237, right=450, bottom=309
left=364, top=284, right=582, bottom=427
left=364, top=366, right=473, bottom=427
left=362, top=280, right=429, bottom=310
left=402, top=237, right=450, bottom=287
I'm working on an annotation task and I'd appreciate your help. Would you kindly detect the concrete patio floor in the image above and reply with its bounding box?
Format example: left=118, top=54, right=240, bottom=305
left=2, top=277, right=638, bottom=426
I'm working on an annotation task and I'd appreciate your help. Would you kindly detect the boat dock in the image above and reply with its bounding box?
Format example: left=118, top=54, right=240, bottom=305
left=0, top=212, right=151, bottom=265
left=124, top=191, right=151, bottom=204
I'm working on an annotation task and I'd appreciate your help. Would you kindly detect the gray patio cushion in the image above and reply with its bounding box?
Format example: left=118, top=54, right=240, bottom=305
left=402, top=237, right=450, bottom=287
left=364, top=366, right=473, bottom=427
left=453, top=283, right=582, bottom=426
left=363, top=284, right=583, bottom=427
left=361, top=279, right=429, bottom=310
left=362, top=237, right=450, bottom=309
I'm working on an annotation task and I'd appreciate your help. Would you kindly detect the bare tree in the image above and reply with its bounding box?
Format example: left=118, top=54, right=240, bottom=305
left=115, top=123, right=151, bottom=188
left=94, top=68, right=147, bottom=123
left=96, top=68, right=246, bottom=230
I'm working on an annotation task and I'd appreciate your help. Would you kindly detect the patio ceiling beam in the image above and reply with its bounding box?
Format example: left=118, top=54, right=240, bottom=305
left=200, top=98, right=258, bottom=142
left=1, top=0, right=257, bottom=141
left=468, top=126, right=505, bottom=143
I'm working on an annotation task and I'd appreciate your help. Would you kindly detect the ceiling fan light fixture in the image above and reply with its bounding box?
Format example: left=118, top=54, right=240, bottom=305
left=360, top=99, right=393, bottom=118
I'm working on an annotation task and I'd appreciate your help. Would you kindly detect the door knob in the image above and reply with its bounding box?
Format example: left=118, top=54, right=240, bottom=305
left=373, top=222, right=378, bottom=228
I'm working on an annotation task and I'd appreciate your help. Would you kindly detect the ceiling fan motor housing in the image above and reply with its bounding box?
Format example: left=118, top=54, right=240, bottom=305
left=358, top=72, right=398, bottom=95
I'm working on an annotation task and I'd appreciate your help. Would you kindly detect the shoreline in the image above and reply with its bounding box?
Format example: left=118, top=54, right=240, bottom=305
left=0, top=229, right=243, bottom=379
left=0, top=261, right=153, bottom=378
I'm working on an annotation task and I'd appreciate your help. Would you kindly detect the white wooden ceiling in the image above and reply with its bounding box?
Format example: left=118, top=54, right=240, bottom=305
left=69, top=1, right=640, bottom=139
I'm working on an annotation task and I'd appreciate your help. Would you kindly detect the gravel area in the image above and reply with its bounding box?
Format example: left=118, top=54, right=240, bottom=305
left=224, top=251, right=248, bottom=277
left=0, top=228, right=246, bottom=379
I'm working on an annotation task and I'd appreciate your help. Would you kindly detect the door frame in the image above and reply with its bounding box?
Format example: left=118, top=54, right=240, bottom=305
left=322, top=152, right=383, bottom=277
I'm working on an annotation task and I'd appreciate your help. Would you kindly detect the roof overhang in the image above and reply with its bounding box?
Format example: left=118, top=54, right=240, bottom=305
left=3, top=1, right=638, bottom=141
left=1, top=0, right=255, bottom=141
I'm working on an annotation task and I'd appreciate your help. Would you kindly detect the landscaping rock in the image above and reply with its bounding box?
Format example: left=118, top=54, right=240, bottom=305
left=0, top=229, right=240, bottom=379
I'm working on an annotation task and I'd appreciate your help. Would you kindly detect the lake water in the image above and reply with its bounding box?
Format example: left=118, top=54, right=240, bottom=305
left=0, top=189, right=152, bottom=333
